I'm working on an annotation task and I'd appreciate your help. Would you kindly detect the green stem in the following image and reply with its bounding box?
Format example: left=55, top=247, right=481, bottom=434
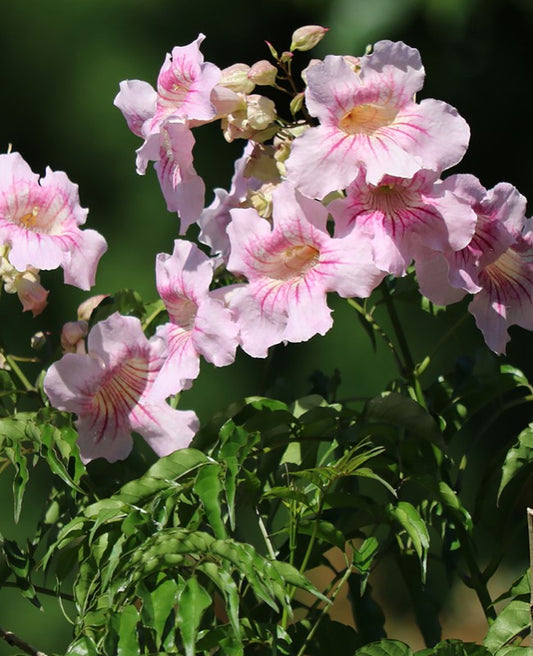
left=381, top=283, right=427, bottom=409
left=295, top=563, right=351, bottom=656
left=4, top=354, right=34, bottom=392
left=346, top=297, right=404, bottom=373
left=141, top=300, right=165, bottom=331
left=454, top=524, right=496, bottom=623
left=0, top=580, right=74, bottom=603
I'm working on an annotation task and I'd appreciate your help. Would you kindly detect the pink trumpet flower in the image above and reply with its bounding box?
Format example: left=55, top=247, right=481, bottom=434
left=0, top=152, right=107, bottom=290
left=44, top=312, right=199, bottom=463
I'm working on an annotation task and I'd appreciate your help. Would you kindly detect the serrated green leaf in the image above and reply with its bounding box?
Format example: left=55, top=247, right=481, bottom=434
left=176, top=578, right=212, bottom=656
left=356, top=639, right=414, bottom=655
left=484, top=600, right=531, bottom=653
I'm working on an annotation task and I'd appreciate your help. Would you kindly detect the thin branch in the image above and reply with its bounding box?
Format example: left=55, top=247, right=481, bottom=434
left=0, top=625, right=48, bottom=656
left=527, top=508, right=533, bottom=646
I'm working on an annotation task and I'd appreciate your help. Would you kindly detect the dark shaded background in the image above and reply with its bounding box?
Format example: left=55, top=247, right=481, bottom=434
left=1, top=0, right=532, bottom=652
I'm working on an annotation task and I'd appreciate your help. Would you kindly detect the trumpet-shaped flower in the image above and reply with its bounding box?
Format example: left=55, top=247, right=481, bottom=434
left=415, top=178, right=527, bottom=304
left=469, top=225, right=533, bottom=354
left=44, top=312, right=199, bottom=463
left=153, top=240, right=239, bottom=397
left=0, top=152, right=107, bottom=290
left=329, top=170, right=477, bottom=276
left=151, top=33, right=220, bottom=130
left=226, top=182, right=385, bottom=357
left=285, top=40, right=469, bottom=198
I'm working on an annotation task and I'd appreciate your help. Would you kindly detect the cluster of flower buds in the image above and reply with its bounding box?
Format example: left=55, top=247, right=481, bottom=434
left=24, top=25, right=533, bottom=462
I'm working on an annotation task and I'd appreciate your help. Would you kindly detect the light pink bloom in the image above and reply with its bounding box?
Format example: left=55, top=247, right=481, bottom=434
left=226, top=182, right=385, bottom=357
left=153, top=240, right=239, bottom=397
left=0, top=153, right=107, bottom=290
left=285, top=40, right=470, bottom=198
left=150, top=34, right=220, bottom=130
left=114, top=35, right=220, bottom=231
left=415, top=178, right=527, bottom=304
left=329, top=170, right=477, bottom=276
left=198, top=141, right=263, bottom=259
left=43, top=312, right=199, bottom=463
left=469, top=224, right=533, bottom=354
left=135, top=121, right=205, bottom=232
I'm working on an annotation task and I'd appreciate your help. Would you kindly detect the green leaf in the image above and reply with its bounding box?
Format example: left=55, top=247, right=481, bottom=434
left=355, top=639, right=414, bottom=655
left=483, top=600, right=531, bottom=653
left=495, top=647, right=533, bottom=656
left=193, top=463, right=227, bottom=539
left=417, top=639, right=491, bottom=655
left=387, top=501, right=430, bottom=581
left=116, top=604, right=140, bottom=656
left=140, top=579, right=179, bottom=648
left=196, top=561, right=241, bottom=639
left=297, top=518, right=345, bottom=550
left=498, top=423, right=533, bottom=500
left=411, top=475, right=473, bottom=530
left=116, top=448, right=210, bottom=504
left=176, top=578, right=212, bottom=656
left=364, top=392, right=442, bottom=444
left=3, top=440, right=29, bottom=522
left=0, top=535, right=41, bottom=608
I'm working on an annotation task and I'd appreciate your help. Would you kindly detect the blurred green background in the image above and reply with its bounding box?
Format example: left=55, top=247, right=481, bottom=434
left=1, top=0, right=533, bottom=653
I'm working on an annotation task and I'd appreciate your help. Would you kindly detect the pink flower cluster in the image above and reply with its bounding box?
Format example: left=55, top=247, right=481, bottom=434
left=0, top=152, right=107, bottom=315
left=40, top=27, right=533, bottom=462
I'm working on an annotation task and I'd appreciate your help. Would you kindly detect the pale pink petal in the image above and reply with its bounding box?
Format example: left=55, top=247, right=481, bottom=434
left=152, top=34, right=220, bottom=127
left=132, top=404, right=199, bottom=458
left=113, top=80, right=158, bottom=138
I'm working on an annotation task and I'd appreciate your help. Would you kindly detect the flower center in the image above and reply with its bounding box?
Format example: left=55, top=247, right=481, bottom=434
left=367, top=183, right=417, bottom=214
left=270, top=244, right=320, bottom=281
left=339, top=103, right=397, bottom=136
left=18, top=206, right=40, bottom=229
left=480, top=248, right=533, bottom=304
left=167, top=296, right=198, bottom=332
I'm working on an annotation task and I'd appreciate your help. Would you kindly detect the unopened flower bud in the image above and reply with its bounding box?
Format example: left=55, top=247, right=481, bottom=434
left=280, top=51, right=293, bottom=64
left=290, top=25, right=329, bottom=52
left=248, top=60, right=277, bottom=86
left=219, top=63, right=255, bottom=94
left=61, top=320, right=89, bottom=354
left=290, top=92, right=305, bottom=116
left=77, top=294, right=108, bottom=321
left=4, top=268, right=49, bottom=317
left=30, top=331, right=48, bottom=351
